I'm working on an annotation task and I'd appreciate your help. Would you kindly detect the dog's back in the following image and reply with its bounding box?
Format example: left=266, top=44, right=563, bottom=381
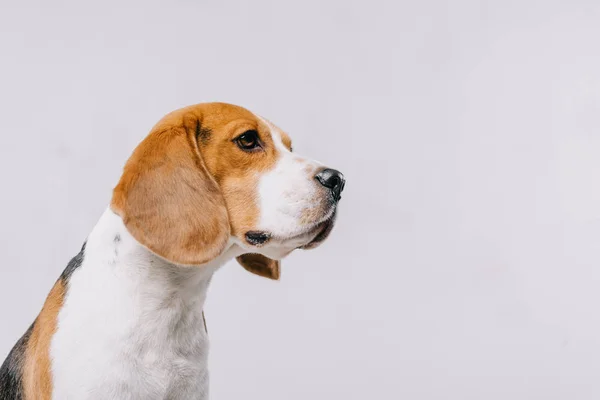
left=0, top=324, right=33, bottom=399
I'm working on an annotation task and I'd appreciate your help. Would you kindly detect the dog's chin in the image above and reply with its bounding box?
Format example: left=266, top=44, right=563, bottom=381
left=243, top=210, right=338, bottom=254
left=299, top=212, right=337, bottom=250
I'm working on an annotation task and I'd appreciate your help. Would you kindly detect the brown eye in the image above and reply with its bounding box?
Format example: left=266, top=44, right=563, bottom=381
left=235, top=130, right=261, bottom=151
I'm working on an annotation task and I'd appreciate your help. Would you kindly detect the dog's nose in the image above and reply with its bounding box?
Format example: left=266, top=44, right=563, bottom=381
left=315, top=168, right=345, bottom=201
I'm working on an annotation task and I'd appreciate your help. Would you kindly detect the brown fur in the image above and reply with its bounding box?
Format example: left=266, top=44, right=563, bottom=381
left=111, top=103, right=284, bottom=276
left=22, top=280, right=66, bottom=400
left=236, top=254, right=281, bottom=280
left=111, top=106, right=230, bottom=265
left=279, top=132, right=292, bottom=151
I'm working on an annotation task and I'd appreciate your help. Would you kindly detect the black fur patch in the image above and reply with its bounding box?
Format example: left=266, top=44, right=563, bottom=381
left=0, top=323, right=34, bottom=400
left=60, top=241, right=86, bottom=283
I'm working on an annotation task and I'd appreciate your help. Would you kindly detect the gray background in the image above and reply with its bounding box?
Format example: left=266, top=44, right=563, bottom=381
left=1, top=0, right=600, bottom=399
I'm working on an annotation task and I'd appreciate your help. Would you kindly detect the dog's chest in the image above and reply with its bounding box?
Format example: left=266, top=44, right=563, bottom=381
left=49, top=212, right=220, bottom=400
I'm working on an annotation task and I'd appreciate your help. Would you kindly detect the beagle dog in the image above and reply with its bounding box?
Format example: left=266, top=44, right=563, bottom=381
left=0, top=103, right=345, bottom=400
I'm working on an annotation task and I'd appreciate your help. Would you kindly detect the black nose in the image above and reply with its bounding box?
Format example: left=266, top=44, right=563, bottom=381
left=315, top=168, right=345, bottom=201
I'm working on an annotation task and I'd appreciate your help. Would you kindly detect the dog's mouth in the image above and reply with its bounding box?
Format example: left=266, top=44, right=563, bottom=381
left=299, top=212, right=337, bottom=250
left=244, top=207, right=338, bottom=250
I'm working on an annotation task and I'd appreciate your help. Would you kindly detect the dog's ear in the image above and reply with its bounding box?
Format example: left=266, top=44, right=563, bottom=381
left=111, top=112, right=230, bottom=266
left=236, top=254, right=280, bottom=280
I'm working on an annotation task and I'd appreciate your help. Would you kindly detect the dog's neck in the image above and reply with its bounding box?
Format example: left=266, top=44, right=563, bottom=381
left=51, top=208, right=243, bottom=399
left=86, top=208, right=241, bottom=309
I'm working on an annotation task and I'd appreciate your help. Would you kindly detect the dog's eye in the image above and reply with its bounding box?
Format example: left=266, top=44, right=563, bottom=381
left=235, top=130, right=261, bottom=151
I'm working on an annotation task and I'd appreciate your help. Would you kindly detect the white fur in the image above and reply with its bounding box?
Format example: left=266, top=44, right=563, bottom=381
left=50, top=209, right=244, bottom=400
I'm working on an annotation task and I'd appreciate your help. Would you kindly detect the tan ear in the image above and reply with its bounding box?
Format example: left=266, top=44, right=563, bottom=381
left=237, top=253, right=281, bottom=280
left=111, top=112, right=230, bottom=266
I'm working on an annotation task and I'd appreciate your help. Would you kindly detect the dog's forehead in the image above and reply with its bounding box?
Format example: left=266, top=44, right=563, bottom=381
left=195, top=104, right=290, bottom=148
left=194, top=104, right=254, bottom=131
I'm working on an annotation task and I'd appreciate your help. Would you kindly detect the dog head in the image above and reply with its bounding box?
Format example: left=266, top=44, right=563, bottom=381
left=111, top=103, right=345, bottom=279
